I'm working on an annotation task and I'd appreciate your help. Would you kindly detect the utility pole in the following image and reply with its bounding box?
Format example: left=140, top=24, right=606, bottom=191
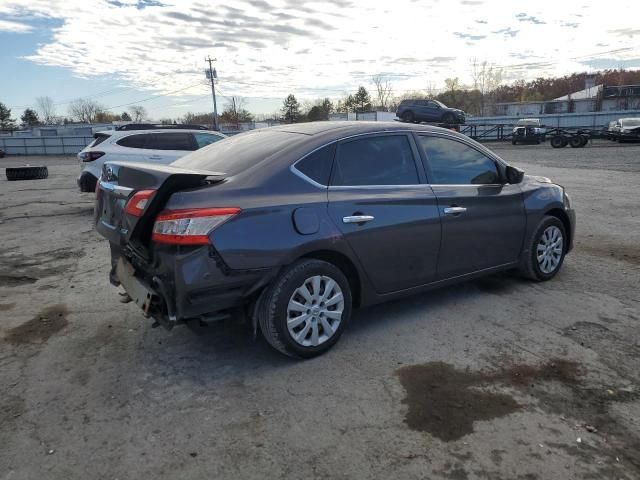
left=205, top=56, right=219, bottom=131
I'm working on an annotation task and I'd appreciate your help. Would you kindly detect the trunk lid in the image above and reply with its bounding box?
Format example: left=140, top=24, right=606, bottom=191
left=95, top=161, right=225, bottom=255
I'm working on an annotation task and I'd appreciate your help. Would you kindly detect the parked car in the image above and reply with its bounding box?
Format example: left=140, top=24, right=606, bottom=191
left=607, top=120, right=620, bottom=140
left=94, top=121, right=575, bottom=358
left=77, top=126, right=226, bottom=192
left=511, top=118, right=546, bottom=145
left=616, top=117, right=640, bottom=142
left=396, top=99, right=465, bottom=125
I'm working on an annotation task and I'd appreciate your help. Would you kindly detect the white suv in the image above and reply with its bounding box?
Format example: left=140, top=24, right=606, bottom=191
left=77, top=126, right=226, bottom=191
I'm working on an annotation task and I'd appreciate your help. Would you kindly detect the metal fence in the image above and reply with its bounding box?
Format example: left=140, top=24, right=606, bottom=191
left=467, top=109, right=640, bottom=129
left=0, top=136, right=94, bottom=155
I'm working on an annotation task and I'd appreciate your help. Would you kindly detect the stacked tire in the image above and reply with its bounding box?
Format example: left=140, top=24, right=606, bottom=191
left=6, top=166, right=49, bottom=181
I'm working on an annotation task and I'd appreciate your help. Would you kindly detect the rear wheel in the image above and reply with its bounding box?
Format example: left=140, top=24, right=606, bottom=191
left=258, top=259, right=352, bottom=358
left=401, top=111, right=414, bottom=123
left=569, top=136, right=584, bottom=148
left=550, top=135, right=567, bottom=148
left=520, top=216, right=567, bottom=281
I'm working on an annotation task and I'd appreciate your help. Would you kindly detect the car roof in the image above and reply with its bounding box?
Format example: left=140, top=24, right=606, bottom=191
left=268, top=121, right=455, bottom=138
left=95, top=129, right=226, bottom=138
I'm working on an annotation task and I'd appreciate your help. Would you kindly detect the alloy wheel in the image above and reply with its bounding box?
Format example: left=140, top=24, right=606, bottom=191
left=537, top=226, right=563, bottom=274
left=286, top=275, right=344, bottom=347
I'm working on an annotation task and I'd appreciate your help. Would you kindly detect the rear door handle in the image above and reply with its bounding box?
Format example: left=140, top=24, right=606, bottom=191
left=443, top=206, right=467, bottom=215
left=343, top=215, right=375, bottom=224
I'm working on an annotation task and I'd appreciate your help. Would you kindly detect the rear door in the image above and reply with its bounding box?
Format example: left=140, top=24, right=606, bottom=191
left=415, top=134, right=526, bottom=279
left=424, top=101, right=442, bottom=122
left=327, top=133, right=441, bottom=294
left=144, top=132, right=197, bottom=163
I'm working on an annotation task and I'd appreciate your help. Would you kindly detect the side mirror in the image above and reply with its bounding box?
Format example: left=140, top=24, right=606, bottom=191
left=505, top=165, right=524, bottom=184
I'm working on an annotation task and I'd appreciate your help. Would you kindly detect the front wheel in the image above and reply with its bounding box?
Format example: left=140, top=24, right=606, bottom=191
left=258, top=259, right=352, bottom=358
left=520, top=216, right=567, bottom=281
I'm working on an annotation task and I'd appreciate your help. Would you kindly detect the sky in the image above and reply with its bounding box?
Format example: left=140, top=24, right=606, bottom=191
left=1, top=0, right=639, bottom=120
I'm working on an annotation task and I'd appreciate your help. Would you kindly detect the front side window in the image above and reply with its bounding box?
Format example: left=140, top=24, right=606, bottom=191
left=332, top=135, right=418, bottom=186
left=418, top=136, right=500, bottom=185
left=194, top=133, right=224, bottom=149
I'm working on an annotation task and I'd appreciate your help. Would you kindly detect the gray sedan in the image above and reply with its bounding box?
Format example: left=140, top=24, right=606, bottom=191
left=94, top=122, right=576, bottom=358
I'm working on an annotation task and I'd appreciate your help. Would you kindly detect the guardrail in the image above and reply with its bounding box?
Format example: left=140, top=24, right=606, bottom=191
left=0, top=136, right=94, bottom=155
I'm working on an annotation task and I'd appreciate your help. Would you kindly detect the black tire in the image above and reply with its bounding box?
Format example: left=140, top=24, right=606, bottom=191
left=258, top=259, right=352, bottom=358
left=78, top=174, right=97, bottom=192
left=6, top=166, right=48, bottom=181
left=0, top=150, right=5, bottom=159
left=401, top=111, right=414, bottom=123
left=569, top=136, right=583, bottom=148
left=511, top=139, right=517, bottom=145
left=550, top=135, right=566, bottom=148
left=520, top=216, right=567, bottom=282
left=579, top=134, right=589, bottom=147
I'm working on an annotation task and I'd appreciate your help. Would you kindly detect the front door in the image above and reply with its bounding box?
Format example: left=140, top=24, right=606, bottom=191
left=327, top=133, right=441, bottom=294
left=415, top=134, right=526, bottom=279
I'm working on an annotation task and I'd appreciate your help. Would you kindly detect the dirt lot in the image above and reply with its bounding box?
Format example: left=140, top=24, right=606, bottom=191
left=1, top=141, right=639, bottom=480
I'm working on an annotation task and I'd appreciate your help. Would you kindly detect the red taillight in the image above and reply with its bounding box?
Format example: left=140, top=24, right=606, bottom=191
left=152, top=207, right=241, bottom=245
left=124, top=189, right=156, bottom=217
left=80, top=151, right=105, bottom=162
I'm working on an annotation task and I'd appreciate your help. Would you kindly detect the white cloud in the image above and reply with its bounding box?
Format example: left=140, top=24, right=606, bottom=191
left=2, top=0, right=640, bottom=109
left=0, top=18, right=33, bottom=33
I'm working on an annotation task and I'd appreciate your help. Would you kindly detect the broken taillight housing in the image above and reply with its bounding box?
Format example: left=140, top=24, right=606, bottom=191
left=124, top=190, right=156, bottom=217
left=151, top=208, right=241, bottom=245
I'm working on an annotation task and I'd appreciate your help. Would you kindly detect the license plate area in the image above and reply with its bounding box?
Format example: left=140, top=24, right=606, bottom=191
left=116, top=257, right=155, bottom=316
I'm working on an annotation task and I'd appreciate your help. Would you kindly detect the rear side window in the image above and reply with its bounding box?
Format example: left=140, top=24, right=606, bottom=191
left=91, top=134, right=110, bottom=147
left=418, top=136, right=500, bottom=185
left=194, top=133, right=224, bottom=149
left=332, top=135, right=418, bottom=186
left=148, top=133, right=195, bottom=151
left=295, top=144, right=336, bottom=185
left=116, top=133, right=151, bottom=149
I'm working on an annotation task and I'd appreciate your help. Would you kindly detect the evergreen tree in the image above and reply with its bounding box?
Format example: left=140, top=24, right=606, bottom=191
left=0, top=102, right=16, bottom=130
left=281, top=94, right=301, bottom=123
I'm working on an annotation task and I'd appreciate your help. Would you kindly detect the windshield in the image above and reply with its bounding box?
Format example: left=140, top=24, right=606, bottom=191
left=620, top=118, right=640, bottom=127
left=172, top=129, right=299, bottom=175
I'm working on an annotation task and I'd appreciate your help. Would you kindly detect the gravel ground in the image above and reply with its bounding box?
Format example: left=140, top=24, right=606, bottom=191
left=1, top=141, right=639, bottom=480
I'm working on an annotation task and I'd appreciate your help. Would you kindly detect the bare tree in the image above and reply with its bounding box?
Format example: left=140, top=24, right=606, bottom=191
left=471, top=59, right=503, bottom=116
left=128, top=105, right=147, bottom=123
left=221, top=97, right=253, bottom=126
left=372, top=75, right=393, bottom=111
left=425, top=82, right=438, bottom=99
left=68, top=98, right=103, bottom=123
left=36, top=96, right=56, bottom=124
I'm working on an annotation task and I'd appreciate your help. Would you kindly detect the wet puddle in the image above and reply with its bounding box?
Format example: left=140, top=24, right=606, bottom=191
left=4, top=304, right=69, bottom=345
left=396, top=359, right=580, bottom=441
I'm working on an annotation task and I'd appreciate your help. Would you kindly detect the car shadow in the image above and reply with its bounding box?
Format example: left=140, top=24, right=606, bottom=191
left=137, top=270, right=531, bottom=383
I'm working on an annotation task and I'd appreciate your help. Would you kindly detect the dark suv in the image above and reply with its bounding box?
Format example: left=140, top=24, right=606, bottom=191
left=95, top=121, right=574, bottom=358
left=396, top=99, right=465, bottom=125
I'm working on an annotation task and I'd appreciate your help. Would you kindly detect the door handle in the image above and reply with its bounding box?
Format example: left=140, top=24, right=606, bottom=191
left=343, top=215, right=375, bottom=224
left=443, top=206, right=467, bottom=215
left=148, top=155, right=162, bottom=160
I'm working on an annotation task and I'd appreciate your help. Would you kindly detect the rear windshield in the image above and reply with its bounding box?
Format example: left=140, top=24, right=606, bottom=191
left=172, top=129, right=299, bottom=175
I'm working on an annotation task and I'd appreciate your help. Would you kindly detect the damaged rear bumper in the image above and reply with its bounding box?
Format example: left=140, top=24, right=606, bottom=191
left=109, top=242, right=275, bottom=329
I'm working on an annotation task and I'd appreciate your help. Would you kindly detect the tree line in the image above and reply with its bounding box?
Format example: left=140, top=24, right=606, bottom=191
left=0, top=96, right=149, bottom=130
